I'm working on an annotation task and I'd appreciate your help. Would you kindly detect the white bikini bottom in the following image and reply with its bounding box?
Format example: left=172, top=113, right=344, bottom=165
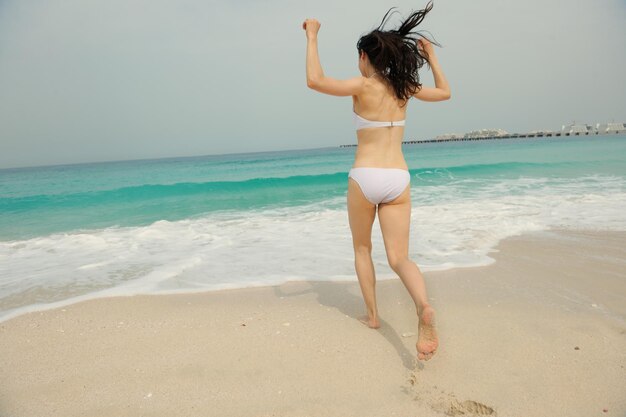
left=348, top=167, right=411, bottom=205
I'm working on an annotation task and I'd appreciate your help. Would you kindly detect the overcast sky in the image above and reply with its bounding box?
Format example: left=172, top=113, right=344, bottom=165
left=0, top=0, right=625, bottom=169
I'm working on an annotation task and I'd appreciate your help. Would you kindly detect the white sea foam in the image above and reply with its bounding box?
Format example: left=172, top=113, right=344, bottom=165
left=1, top=174, right=625, bottom=322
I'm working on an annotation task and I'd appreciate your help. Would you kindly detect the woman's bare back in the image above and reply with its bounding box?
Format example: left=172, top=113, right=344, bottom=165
left=352, top=76, right=409, bottom=169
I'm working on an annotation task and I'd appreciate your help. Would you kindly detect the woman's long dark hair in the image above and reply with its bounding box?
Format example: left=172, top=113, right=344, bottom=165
left=357, top=1, right=440, bottom=105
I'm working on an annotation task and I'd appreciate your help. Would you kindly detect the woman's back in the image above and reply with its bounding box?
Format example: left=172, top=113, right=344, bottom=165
left=352, top=76, right=409, bottom=169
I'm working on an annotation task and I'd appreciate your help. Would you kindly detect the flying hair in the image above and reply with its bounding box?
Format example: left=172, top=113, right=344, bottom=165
left=356, top=1, right=441, bottom=105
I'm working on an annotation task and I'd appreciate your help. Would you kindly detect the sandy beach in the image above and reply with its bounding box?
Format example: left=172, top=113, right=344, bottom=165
left=1, top=228, right=625, bottom=417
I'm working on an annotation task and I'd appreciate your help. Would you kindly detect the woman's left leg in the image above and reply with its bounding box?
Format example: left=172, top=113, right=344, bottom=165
left=347, top=177, right=379, bottom=328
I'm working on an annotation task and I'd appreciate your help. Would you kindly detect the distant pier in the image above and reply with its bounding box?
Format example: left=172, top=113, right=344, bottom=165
left=339, top=130, right=624, bottom=148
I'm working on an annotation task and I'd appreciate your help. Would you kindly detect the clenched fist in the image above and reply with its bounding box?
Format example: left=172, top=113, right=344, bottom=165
left=302, top=18, right=321, bottom=38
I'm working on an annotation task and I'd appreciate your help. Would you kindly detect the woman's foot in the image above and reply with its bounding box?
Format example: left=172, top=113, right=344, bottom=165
left=416, top=305, right=438, bottom=361
left=358, top=314, right=380, bottom=329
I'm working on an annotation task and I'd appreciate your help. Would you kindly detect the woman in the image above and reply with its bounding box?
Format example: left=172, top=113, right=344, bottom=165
left=302, top=1, right=450, bottom=362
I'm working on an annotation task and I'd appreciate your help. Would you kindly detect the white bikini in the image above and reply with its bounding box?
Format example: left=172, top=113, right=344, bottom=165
left=352, top=111, right=406, bottom=130
left=348, top=110, right=411, bottom=205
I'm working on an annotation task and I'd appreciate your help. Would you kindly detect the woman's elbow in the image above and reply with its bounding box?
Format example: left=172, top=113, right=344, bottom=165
left=441, top=89, right=451, bottom=100
left=307, top=78, right=320, bottom=90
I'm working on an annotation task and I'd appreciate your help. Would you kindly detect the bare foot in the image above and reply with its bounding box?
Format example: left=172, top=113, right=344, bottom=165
left=358, top=315, right=380, bottom=329
left=416, top=305, right=438, bottom=361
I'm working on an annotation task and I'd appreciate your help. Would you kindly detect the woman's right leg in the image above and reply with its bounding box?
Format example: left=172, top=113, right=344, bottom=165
left=347, top=177, right=379, bottom=328
left=377, top=185, right=439, bottom=361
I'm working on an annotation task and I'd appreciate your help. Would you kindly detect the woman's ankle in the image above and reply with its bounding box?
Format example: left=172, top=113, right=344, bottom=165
left=417, top=303, right=432, bottom=316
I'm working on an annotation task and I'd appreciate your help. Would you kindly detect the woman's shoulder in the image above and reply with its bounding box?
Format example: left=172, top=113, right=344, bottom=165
left=355, top=76, right=387, bottom=97
left=357, top=77, right=404, bottom=102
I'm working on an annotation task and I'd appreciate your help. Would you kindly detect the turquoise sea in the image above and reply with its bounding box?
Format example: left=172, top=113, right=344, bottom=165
left=1, top=135, right=625, bottom=321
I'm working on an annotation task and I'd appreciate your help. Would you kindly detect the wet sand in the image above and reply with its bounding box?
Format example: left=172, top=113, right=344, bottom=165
left=1, top=229, right=625, bottom=417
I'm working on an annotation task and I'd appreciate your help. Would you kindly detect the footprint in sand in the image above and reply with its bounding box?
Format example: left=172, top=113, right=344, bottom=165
left=406, top=372, right=496, bottom=416
left=440, top=399, right=496, bottom=416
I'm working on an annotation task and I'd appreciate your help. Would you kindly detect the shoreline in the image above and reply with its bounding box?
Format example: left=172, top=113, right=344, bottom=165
left=1, top=228, right=625, bottom=417
left=1, top=227, right=623, bottom=326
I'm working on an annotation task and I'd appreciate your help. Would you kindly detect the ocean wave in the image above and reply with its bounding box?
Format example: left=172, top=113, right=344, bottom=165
left=0, top=171, right=349, bottom=211
left=3, top=158, right=619, bottom=210
left=1, top=174, right=625, bottom=322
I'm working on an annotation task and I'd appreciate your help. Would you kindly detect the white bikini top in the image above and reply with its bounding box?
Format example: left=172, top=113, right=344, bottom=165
left=353, top=110, right=406, bottom=131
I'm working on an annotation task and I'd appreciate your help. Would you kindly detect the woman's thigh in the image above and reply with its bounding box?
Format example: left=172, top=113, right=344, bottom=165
left=377, top=185, right=411, bottom=259
left=347, top=178, right=376, bottom=248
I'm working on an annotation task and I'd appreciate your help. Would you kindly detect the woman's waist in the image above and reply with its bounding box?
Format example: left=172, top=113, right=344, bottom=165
left=349, top=166, right=410, bottom=175
left=351, top=162, right=409, bottom=170
left=352, top=153, right=408, bottom=170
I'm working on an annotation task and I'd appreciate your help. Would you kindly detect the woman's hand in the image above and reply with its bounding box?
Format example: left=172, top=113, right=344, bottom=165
left=417, top=37, right=434, bottom=53
left=302, top=18, right=321, bottom=39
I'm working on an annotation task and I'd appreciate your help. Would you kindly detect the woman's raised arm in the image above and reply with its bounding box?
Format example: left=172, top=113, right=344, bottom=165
left=413, top=38, right=451, bottom=102
left=303, top=19, right=365, bottom=97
